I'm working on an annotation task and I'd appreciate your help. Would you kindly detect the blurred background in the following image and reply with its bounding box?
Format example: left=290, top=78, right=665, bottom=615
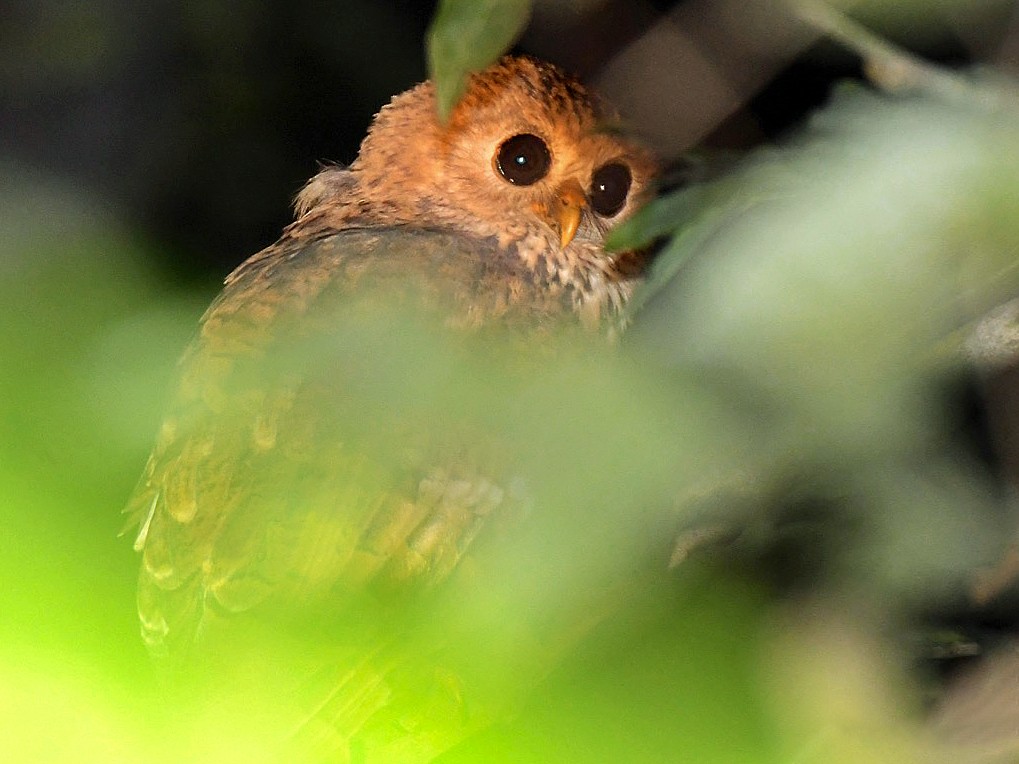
left=3, top=1, right=1019, bottom=761
left=6, top=0, right=1014, bottom=281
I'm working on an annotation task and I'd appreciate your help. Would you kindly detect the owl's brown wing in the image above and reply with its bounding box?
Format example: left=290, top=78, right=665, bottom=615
left=126, top=225, right=582, bottom=657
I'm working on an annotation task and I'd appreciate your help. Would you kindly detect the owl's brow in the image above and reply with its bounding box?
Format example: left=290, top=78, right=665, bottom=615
left=455, top=58, right=600, bottom=128
left=532, top=64, right=599, bottom=121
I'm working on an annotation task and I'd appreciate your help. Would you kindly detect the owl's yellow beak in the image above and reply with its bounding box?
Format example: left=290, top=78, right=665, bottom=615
left=540, top=178, right=586, bottom=249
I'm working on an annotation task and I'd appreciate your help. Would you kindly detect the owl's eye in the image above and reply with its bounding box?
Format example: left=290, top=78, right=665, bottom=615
left=589, top=162, right=632, bottom=217
left=495, top=133, right=551, bottom=186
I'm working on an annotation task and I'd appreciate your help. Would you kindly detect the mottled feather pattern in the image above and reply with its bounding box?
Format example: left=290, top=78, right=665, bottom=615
left=125, top=54, right=657, bottom=759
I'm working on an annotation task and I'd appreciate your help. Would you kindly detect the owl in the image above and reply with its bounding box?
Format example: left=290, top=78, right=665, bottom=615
left=126, top=55, right=657, bottom=761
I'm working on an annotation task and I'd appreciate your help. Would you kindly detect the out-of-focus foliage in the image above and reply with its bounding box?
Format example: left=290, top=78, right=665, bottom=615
left=427, top=0, right=531, bottom=120
left=0, top=162, right=208, bottom=759
left=825, top=0, right=1011, bottom=31
left=629, top=81, right=1019, bottom=598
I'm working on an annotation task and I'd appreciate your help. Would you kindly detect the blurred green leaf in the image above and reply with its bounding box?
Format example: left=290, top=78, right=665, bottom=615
left=0, top=652, right=140, bottom=763
left=763, top=600, right=935, bottom=763
left=0, top=161, right=204, bottom=755
left=437, top=571, right=780, bottom=764
left=426, top=0, right=531, bottom=121
left=616, top=151, right=800, bottom=317
left=629, top=78, right=1019, bottom=598
left=608, top=185, right=711, bottom=252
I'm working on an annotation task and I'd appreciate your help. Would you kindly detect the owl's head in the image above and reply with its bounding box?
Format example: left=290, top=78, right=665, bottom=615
left=349, top=56, right=657, bottom=254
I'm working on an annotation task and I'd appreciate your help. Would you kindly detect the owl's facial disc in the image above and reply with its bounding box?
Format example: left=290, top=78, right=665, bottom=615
left=493, top=133, right=598, bottom=249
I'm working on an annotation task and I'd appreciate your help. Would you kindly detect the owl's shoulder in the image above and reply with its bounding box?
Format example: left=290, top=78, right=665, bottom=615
left=292, top=164, right=356, bottom=218
left=213, top=224, right=571, bottom=342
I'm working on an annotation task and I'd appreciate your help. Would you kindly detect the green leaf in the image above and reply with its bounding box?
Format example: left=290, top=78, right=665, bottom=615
left=629, top=83, right=1019, bottom=595
left=623, top=193, right=738, bottom=319
left=426, top=0, right=532, bottom=121
left=607, top=185, right=711, bottom=252
left=619, top=155, right=794, bottom=318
